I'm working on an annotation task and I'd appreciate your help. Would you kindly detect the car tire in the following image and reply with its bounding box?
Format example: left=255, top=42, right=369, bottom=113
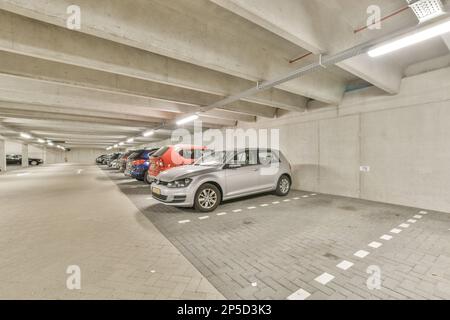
left=144, top=171, right=152, bottom=184
left=194, top=183, right=221, bottom=212
left=275, top=175, right=291, bottom=196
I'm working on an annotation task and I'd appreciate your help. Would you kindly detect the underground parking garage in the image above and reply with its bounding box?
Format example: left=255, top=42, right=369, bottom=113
left=1, top=0, right=450, bottom=305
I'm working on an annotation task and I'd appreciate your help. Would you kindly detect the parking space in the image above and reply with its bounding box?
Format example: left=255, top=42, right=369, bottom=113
left=104, top=169, right=450, bottom=300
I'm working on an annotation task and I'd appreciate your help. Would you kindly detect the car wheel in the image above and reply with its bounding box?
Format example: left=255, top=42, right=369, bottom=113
left=275, top=175, right=291, bottom=196
left=144, top=171, right=152, bottom=185
left=30, top=161, right=38, bottom=166
left=194, top=183, right=221, bottom=212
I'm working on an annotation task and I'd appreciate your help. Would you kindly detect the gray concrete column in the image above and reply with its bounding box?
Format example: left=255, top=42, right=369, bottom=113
left=43, top=146, right=47, bottom=165
left=22, top=143, right=29, bottom=168
left=0, top=139, right=6, bottom=173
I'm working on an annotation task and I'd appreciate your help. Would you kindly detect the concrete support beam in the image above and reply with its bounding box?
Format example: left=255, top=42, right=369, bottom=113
left=0, top=138, right=6, bottom=173
left=0, top=3, right=342, bottom=104
left=211, top=0, right=403, bottom=94
left=21, top=143, right=28, bottom=167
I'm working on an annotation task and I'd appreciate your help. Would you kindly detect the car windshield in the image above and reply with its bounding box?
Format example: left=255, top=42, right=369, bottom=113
left=194, top=151, right=231, bottom=166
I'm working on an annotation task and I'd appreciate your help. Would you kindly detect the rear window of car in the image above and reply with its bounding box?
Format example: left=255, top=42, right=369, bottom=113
left=153, top=146, right=170, bottom=157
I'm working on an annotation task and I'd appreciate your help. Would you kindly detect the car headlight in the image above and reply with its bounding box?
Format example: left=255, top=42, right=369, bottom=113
left=167, top=178, right=192, bottom=188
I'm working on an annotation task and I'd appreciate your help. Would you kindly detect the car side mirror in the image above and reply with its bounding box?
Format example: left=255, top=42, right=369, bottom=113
left=225, top=164, right=242, bottom=169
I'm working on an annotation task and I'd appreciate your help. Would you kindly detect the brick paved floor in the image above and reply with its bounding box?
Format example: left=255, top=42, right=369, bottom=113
left=106, top=169, right=450, bottom=300
left=0, top=164, right=223, bottom=300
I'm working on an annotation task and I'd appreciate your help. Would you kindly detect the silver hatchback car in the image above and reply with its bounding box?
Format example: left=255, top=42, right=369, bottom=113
left=151, top=149, right=292, bottom=212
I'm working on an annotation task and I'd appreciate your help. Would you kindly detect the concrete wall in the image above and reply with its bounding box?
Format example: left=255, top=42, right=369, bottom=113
left=5, top=140, right=45, bottom=158
left=237, top=67, right=450, bottom=213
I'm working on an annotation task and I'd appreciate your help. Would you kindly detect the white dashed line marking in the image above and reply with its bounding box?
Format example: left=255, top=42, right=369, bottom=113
left=407, top=219, right=417, bottom=223
left=354, top=250, right=370, bottom=258
left=251, top=282, right=258, bottom=287
left=247, top=207, right=256, bottom=210
left=311, top=193, right=317, bottom=196
left=419, top=211, right=428, bottom=215
left=368, top=241, right=383, bottom=249
left=146, top=197, right=153, bottom=200
left=390, top=228, right=402, bottom=234
left=198, top=216, right=209, bottom=220
left=260, top=204, right=269, bottom=207
left=287, top=289, right=311, bottom=300
left=178, top=220, right=190, bottom=224
left=302, top=195, right=309, bottom=198
left=293, top=197, right=300, bottom=200
left=233, top=209, right=242, bottom=213
left=380, top=234, right=393, bottom=241
left=150, top=270, right=156, bottom=273
left=399, top=223, right=410, bottom=228
left=272, top=201, right=280, bottom=204
left=414, top=215, right=423, bottom=219
left=336, top=260, right=354, bottom=270
left=16, top=173, right=30, bottom=177
left=314, top=273, right=335, bottom=285
left=283, top=199, right=291, bottom=202
left=217, top=212, right=227, bottom=216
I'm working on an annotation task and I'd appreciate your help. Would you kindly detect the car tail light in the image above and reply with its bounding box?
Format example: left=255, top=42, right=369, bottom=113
left=158, top=160, right=164, bottom=167
left=133, top=159, right=146, bottom=165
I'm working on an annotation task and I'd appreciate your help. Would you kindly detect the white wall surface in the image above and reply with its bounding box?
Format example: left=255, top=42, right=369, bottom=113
left=5, top=141, right=45, bottom=158
left=236, top=67, right=450, bottom=213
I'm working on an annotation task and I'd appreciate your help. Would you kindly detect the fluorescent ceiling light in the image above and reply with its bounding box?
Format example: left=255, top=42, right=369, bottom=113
left=176, top=114, right=199, bottom=126
left=127, top=138, right=134, bottom=143
left=37, top=138, right=45, bottom=143
left=143, top=130, right=154, bottom=137
left=47, top=141, right=54, bottom=146
left=119, top=142, right=124, bottom=146
left=20, top=133, right=32, bottom=139
left=106, top=147, right=112, bottom=150
left=368, top=19, right=450, bottom=57
left=114, top=144, right=118, bottom=148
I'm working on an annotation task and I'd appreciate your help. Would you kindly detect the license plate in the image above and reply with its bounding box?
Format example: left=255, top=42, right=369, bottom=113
left=152, top=187, right=161, bottom=195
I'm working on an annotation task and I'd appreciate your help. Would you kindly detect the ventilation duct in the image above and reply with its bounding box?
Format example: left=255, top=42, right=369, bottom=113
left=407, top=0, right=446, bottom=22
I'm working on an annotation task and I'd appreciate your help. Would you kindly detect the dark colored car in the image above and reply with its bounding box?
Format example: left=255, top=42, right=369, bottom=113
left=117, top=150, right=137, bottom=172
left=129, top=148, right=159, bottom=182
left=107, top=153, right=122, bottom=167
left=96, top=154, right=107, bottom=164
left=124, top=150, right=145, bottom=176
left=6, top=154, right=43, bottom=166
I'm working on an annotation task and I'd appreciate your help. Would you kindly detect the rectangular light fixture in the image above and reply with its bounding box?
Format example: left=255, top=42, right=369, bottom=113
left=368, top=18, right=450, bottom=57
left=106, top=147, right=112, bottom=150
left=119, top=142, right=124, bottom=146
left=176, top=114, right=199, bottom=126
left=47, top=141, right=54, bottom=146
left=37, top=138, right=45, bottom=143
left=143, top=130, right=154, bottom=137
left=20, top=132, right=32, bottom=139
left=127, top=138, right=134, bottom=143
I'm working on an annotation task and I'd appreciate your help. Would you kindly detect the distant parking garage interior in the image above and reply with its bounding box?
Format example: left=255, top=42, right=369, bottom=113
left=1, top=0, right=450, bottom=302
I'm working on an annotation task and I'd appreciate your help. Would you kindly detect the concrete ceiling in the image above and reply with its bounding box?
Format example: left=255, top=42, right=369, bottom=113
left=0, top=0, right=449, bottom=149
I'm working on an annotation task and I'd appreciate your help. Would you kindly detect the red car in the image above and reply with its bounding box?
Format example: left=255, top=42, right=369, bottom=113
left=146, top=145, right=208, bottom=183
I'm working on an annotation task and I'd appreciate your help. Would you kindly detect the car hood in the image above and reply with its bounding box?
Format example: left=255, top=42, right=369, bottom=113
left=157, top=165, right=220, bottom=181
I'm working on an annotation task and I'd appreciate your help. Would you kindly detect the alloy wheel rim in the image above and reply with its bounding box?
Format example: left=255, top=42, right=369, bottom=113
left=280, top=178, right=290, bottom=194
left=198, top=188, right=218, bottom=209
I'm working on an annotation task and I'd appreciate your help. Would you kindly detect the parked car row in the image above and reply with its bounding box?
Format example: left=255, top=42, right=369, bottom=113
left=98, top=145, right=292, bottom=212
left=6, top=154, right=43, bottom=166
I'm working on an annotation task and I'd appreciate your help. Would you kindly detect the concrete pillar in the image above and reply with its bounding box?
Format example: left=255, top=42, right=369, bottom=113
left=43, top=146, right=47, bottom=165
left=0, top=139, right=6, bottom=173
left=22, top=143, right=29, bottom=168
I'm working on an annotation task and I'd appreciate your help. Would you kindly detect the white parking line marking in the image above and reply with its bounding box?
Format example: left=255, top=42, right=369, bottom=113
left=260, top=204, right=269, bottom=207
left=368, top=241, right=383, bottom=249
left=146, top=197, right=153, bottom=200
left=302, top=195, right=309, bottom=198
left=390, top=228, right=402, bottom=234
left=16, top=173, right=30, bottom=176
left=336, top=260, right=354, bottom=271
left=233, top=209, right=242, bottom=213
left=283, top=199, right=291, bottom=202
left=314, top=273, right=335, bottom=285
left=399, top=223, right=410, bottom=228
left=77, top=169, right=83, bottom=174
left=419, top=211, right=428, bottom=215
left=311, top=193, right=317, bottom=196
left=354, top=250, right=370, bottom=258
left=293, top=197, right=300, bottom=200
left=247, top=207, right=256, bottom=210
left=272, top=201, right=280, bottom=204
left=407, top=219, right=417, bottom=223
left=198, top=216, right=209, bottom=220
left=380, top=235, right=393, bottom=241
left=287, top=289, right=311, bottom=300
left=414, top=215, right=423, bottom=219
left=251, top=282, right=258, bottom=287
left=150, top=270, right=156, bottom=273
left=217, top=212, right=227, bottom=216
left=178, top=220, right=190, bottom=224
